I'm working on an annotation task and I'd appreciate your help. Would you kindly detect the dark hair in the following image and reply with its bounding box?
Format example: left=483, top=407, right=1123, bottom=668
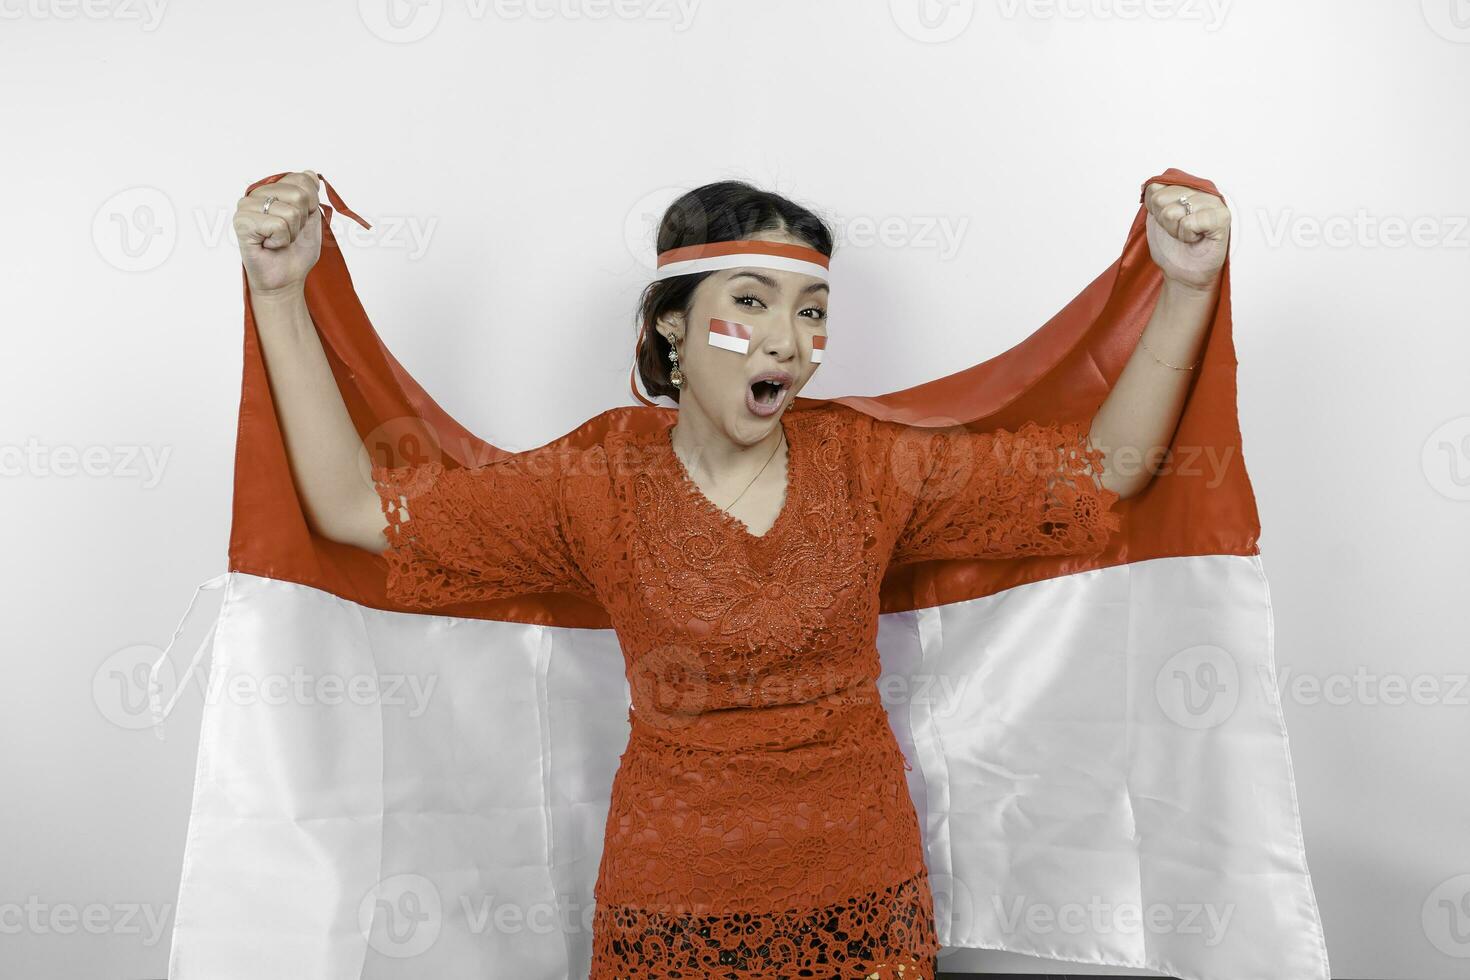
left=635, top=181, right=835, bottom=402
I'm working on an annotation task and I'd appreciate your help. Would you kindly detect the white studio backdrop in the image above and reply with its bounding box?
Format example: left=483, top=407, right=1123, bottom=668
left=2, top=1, right=1467, bottom=977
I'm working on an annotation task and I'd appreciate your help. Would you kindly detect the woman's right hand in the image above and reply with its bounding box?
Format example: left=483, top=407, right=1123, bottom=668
left=234, top=170, right=322, bottom=297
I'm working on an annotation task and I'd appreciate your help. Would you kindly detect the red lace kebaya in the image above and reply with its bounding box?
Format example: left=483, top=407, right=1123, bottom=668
left=372, top=400, right=1122, bottom=980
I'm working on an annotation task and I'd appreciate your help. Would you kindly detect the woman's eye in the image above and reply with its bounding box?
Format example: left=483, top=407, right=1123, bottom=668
left=803, top=307, right=828, bottom=321
left=733, top=293, right=765, bottom=309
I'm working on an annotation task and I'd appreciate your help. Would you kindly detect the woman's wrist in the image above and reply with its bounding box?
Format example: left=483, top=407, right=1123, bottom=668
left=250, top=282, right=307, bottom=308
left=1160, top=273, right=1220, bottom=304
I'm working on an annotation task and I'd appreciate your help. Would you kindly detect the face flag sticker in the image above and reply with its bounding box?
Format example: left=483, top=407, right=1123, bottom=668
left=707, top=317, right=753, bottom=355
left=811, top=333, right=825, bottom=364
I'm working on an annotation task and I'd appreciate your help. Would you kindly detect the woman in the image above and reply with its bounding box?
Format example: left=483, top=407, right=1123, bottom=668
left=232, top=169, right=1229, bottom=979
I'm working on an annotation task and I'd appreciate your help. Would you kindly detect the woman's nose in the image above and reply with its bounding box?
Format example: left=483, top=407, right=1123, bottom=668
left=761, top=319, right=800, bottom=357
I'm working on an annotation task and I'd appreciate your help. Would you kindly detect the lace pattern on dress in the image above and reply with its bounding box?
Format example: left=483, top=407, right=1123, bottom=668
left=365, top=405, right=1123, bottom=980
left=850, top=412, right=1122, bottom=566
left=370, top=444, right=598, bottom=608
left=591, top=866, right=941, bottom=980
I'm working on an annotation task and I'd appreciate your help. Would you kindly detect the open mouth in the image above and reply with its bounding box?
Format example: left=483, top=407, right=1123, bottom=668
left=746, top=375, right=791, bottom=416
left=751, top=379, right=785, bottom=405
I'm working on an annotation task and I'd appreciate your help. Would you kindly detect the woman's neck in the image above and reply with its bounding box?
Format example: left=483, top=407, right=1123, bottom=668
left=668, top=403, right=786, bottom=488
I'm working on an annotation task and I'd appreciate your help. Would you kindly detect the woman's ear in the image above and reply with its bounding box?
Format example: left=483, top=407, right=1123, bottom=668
left=658, top=312, right=685, bottom=348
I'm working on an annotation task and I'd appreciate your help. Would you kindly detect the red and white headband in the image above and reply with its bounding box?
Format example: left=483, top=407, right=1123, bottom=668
left=653, top=239, right=830, bottom=283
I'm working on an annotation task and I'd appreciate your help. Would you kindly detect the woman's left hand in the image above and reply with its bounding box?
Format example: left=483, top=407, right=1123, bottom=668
left=1142, top=182, right=1231, bottom=292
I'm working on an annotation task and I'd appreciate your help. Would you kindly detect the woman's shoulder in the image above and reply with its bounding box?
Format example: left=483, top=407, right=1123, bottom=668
left=547, top=404, right=671, bottom=490
left=792, top=399, right=899, bottom=451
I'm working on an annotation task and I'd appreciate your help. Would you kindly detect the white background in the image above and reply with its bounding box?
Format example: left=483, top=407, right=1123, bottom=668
left=3, top=0, right=1468, bottom=977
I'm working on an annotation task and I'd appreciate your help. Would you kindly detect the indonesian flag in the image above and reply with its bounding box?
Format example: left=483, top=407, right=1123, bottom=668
left=151, top=169, right=1330, bottom=980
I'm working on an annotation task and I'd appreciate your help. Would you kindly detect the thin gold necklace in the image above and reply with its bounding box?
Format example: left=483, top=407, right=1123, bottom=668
left=675, top=426, right=786, bottom=511
left=724, top=430, right=786, bottom=510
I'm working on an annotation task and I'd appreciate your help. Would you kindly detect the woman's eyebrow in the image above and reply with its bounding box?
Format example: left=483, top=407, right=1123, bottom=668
left=727, top=270, right=830, bottom=295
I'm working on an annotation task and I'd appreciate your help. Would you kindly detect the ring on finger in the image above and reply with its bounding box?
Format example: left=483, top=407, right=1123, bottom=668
left=262, top=195, right=276, bottom=215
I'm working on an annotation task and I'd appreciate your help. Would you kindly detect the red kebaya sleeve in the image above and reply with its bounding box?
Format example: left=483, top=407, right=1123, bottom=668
left=848, top=408, right=1122, bottom=566
left=370, top=441, right=599, bottom=609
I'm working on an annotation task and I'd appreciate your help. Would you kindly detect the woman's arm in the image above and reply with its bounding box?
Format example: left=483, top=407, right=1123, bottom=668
left=233, top=170, right=387, bottom=553
left=1089, top=182, right=1232, bottom=499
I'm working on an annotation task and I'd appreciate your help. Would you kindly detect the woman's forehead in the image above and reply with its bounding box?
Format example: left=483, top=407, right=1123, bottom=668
left=713, top=267, right=830, bottom=294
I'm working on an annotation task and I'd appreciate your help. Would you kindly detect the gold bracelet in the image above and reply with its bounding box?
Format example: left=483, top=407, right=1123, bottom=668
left=1140, top=338, right=1199, bottom=371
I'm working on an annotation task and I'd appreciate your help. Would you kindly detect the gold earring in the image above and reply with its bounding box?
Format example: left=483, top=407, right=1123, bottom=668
left=666, top=338, right=685, bottom=388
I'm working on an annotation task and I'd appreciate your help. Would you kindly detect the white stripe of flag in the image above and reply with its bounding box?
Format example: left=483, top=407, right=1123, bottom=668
left=708, top=317, right=752, bottom=354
